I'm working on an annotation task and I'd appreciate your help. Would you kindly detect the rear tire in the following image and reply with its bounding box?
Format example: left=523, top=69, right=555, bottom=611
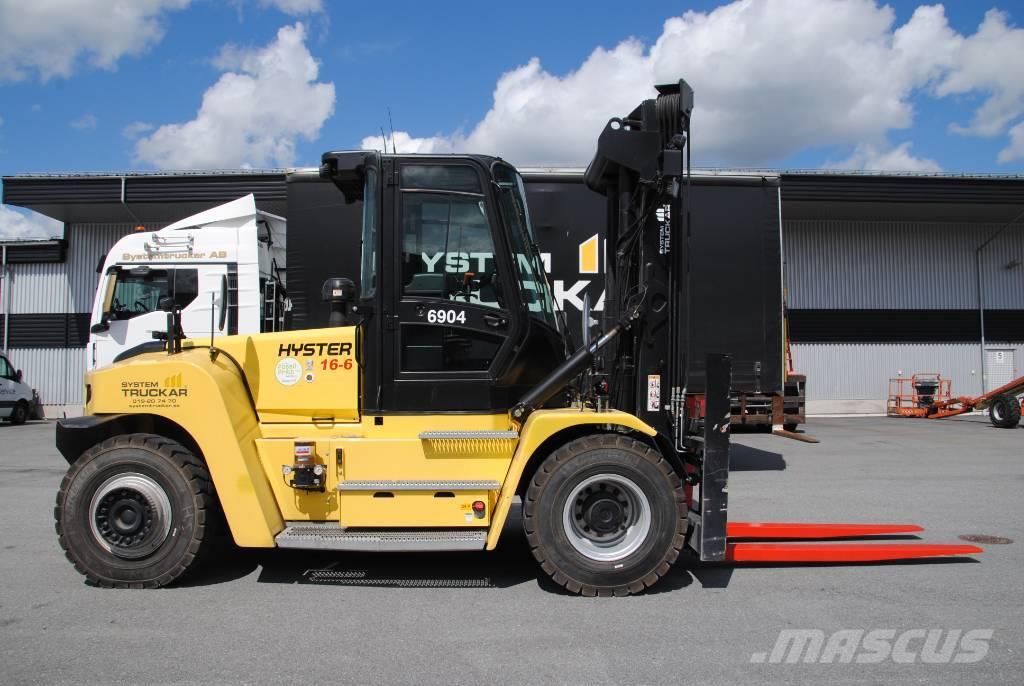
left=523, top=434, right=686, bottom=596
left=9, top=401, right=28, bottom=425
left=989, top=395, right=1021, bottom=429
left=54, top=433, right=218, bottom=588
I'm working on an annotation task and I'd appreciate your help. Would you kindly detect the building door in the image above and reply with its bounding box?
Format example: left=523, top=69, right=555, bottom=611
left=986, top=349, right=1016, bottom=391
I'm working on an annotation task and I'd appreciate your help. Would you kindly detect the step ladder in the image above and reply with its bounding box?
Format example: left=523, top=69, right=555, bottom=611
left=262, top=279, right=278, bottom=332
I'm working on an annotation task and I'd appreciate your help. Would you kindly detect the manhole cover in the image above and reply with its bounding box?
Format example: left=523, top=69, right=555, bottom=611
left=958, top=534, right=1013, bottom=545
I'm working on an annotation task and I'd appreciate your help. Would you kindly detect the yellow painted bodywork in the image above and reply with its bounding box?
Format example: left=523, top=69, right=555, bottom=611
left=86, top=346, right=285, bottom=547
left=83, top=326, right=657, bottom=550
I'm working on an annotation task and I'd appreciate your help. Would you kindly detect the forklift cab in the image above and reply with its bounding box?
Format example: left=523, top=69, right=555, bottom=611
left=320, top=150, right=566, bottom=413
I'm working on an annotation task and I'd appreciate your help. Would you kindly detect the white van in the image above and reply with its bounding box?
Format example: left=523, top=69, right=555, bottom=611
left=0, top=352, right=38, bottom=424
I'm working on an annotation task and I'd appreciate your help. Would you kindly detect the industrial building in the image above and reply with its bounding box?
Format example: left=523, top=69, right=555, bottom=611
left=2, top=169, right=1022, bottom=417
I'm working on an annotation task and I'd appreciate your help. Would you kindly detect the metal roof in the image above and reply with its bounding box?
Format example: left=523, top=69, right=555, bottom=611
left=5, top=165, right=1024, bottom=225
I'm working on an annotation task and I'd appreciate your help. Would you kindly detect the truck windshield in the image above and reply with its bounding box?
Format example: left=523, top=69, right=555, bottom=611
left=492, top=162, right=559, bottom=329
left=106, top=268, right=199, bottom=320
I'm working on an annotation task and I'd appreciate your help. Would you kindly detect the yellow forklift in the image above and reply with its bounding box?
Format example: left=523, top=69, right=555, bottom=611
left=54, top=81, right=979, bottom=595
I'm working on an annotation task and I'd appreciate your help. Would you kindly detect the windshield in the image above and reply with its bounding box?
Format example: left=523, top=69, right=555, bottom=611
left=106, top=268, right=199, bottom=320
left=492, top=162, right=559, bottom=329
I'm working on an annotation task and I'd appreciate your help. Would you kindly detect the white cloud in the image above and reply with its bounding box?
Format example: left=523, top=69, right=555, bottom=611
left=831, top=142, right=942, bottom=172
left=134, top=23, right=335, bottom=169
left=259, top=0, right=323, bottom=15
left=363, top=1, right=1024, bottom=168
left=998, top=122, right=1024, bottom=163
left=122, top=122, right=155, bottom=140
left=0, top=0, right=191, bottom=82
left=360, top=130, right=457, bottom=155
left=0, top=205, right=63, bottom=240
left=934, top=9, right=1024, bottom=137
left=70, top=113, right=97, bottom=131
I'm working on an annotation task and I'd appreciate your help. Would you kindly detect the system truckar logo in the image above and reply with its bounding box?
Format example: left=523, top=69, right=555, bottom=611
left=120, top=375, right=189, bottom=407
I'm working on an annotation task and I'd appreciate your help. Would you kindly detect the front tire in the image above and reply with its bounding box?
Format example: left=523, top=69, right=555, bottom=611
left=523, top=434, right=686, bottom=596
left=989, top=395, right=1022, bottom=429
left=55, top=433, right=218, bottom=588
left=9, top=401, right=28, bottom=425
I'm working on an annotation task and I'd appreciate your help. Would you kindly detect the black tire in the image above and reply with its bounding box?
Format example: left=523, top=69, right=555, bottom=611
left=9, top=401, right=28, bottom=425
left=54, top=433, right=218, bottom=588
left=523, top=434, right=686, bottom=596
left=989, top=395, right=1022, bottom=429
left=783, top=422, right=799, bottom=432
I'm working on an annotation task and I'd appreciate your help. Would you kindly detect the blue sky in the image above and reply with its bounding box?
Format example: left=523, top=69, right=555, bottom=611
left=2, top=0, right=1024, bottom=236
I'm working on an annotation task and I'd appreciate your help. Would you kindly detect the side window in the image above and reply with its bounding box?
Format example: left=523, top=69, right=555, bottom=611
left=108, top=268, right=200, bottom=321
left=0, top=356, right=13, bottom=379
left=400, top=192, right=504, bottom=310
left=360, top=167, right=379, bottom=298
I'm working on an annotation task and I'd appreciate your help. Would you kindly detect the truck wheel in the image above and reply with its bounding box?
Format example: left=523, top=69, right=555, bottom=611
left=523, top=434, right=686, bottom=596
left=783, top=422, right=799, bottom=432
left=9, top=401, right=28, bottom=425
left=989, top=395, right=1022, bottom=429
left=54, top=434, right=218, bottom=588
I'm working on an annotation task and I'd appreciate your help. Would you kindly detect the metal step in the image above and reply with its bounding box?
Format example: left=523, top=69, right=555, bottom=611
left=337, top=479, right=500, bottom=491
left=418, top=430, right=518, bottom=440
left=275, top=524, right=487, bottom=551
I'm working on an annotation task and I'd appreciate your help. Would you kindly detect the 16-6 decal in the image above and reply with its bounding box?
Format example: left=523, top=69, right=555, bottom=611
left=426, top=308, right=466, bottom=324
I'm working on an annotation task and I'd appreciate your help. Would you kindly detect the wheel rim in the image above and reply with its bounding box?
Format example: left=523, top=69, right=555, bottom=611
left=992, top=403, right=1004, bottom=421
left=562, top=473, right=652, bottom=562
left=88, top=473, right=173, bottom=559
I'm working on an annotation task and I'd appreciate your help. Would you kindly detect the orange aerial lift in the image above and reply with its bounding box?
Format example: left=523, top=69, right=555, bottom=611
left=888, top=372, right=1023, bottom=428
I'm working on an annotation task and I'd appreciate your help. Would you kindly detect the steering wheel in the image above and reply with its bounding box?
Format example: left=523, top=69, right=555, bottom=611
left=133, top=300, right=149, bottom=313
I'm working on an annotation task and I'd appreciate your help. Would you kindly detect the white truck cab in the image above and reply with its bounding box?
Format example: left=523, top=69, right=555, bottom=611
left=0, top=352, right=37, bottom=424
left=88, top=195, right=287, bottom=370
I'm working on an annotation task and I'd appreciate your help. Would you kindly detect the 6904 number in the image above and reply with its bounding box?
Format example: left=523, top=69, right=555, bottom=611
left=426, top=309, right=466, bottom=324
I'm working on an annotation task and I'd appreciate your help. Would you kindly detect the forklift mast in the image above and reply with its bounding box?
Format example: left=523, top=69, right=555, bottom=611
left=582, top=80, right=730, bottom=561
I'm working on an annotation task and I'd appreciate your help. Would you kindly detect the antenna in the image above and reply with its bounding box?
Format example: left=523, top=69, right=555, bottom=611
left=388, top=108, right=397, bottom=154
left=379, top=126, right=388, bottom=153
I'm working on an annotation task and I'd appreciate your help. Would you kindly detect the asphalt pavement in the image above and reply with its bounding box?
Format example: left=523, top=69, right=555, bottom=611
left=1, top=415, right=1021, bottom=685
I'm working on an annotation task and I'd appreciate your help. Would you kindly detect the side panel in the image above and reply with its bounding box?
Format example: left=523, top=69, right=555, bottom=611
left=258, top=413, right=515, bottom=527
left=486, top=409, right=657, bottom=550
left=85, top=350, right=284, bottom=547
left=224, top=327, right=359, bottom=423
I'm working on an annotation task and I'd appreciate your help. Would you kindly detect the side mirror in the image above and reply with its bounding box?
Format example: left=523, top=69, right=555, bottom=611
left=322, top=277, right=357, bottom=327
left=157, top=296, right=176, bottom=312
left=15, top=370, right=23, bottom=383
left=90, top=320, right=110, bottom=334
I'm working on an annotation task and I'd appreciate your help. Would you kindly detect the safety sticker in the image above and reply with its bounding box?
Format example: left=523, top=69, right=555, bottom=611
left=275, top=358, right=302, bottom=386
left=647, top=374, right=661, bottom=412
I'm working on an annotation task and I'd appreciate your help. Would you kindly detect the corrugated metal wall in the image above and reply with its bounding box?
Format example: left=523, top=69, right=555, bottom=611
left=792, top=342, right=1024, bottom=401
left=6, top=347, right=86, bottom=406
left=4, top=223, right=161, bottom=314
left=785, top=221, right=1024, bottom=310
left=4, top=223, right=161, bottom=412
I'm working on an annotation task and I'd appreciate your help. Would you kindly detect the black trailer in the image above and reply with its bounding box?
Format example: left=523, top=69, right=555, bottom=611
left=285, top=168, right=803, bottom=428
